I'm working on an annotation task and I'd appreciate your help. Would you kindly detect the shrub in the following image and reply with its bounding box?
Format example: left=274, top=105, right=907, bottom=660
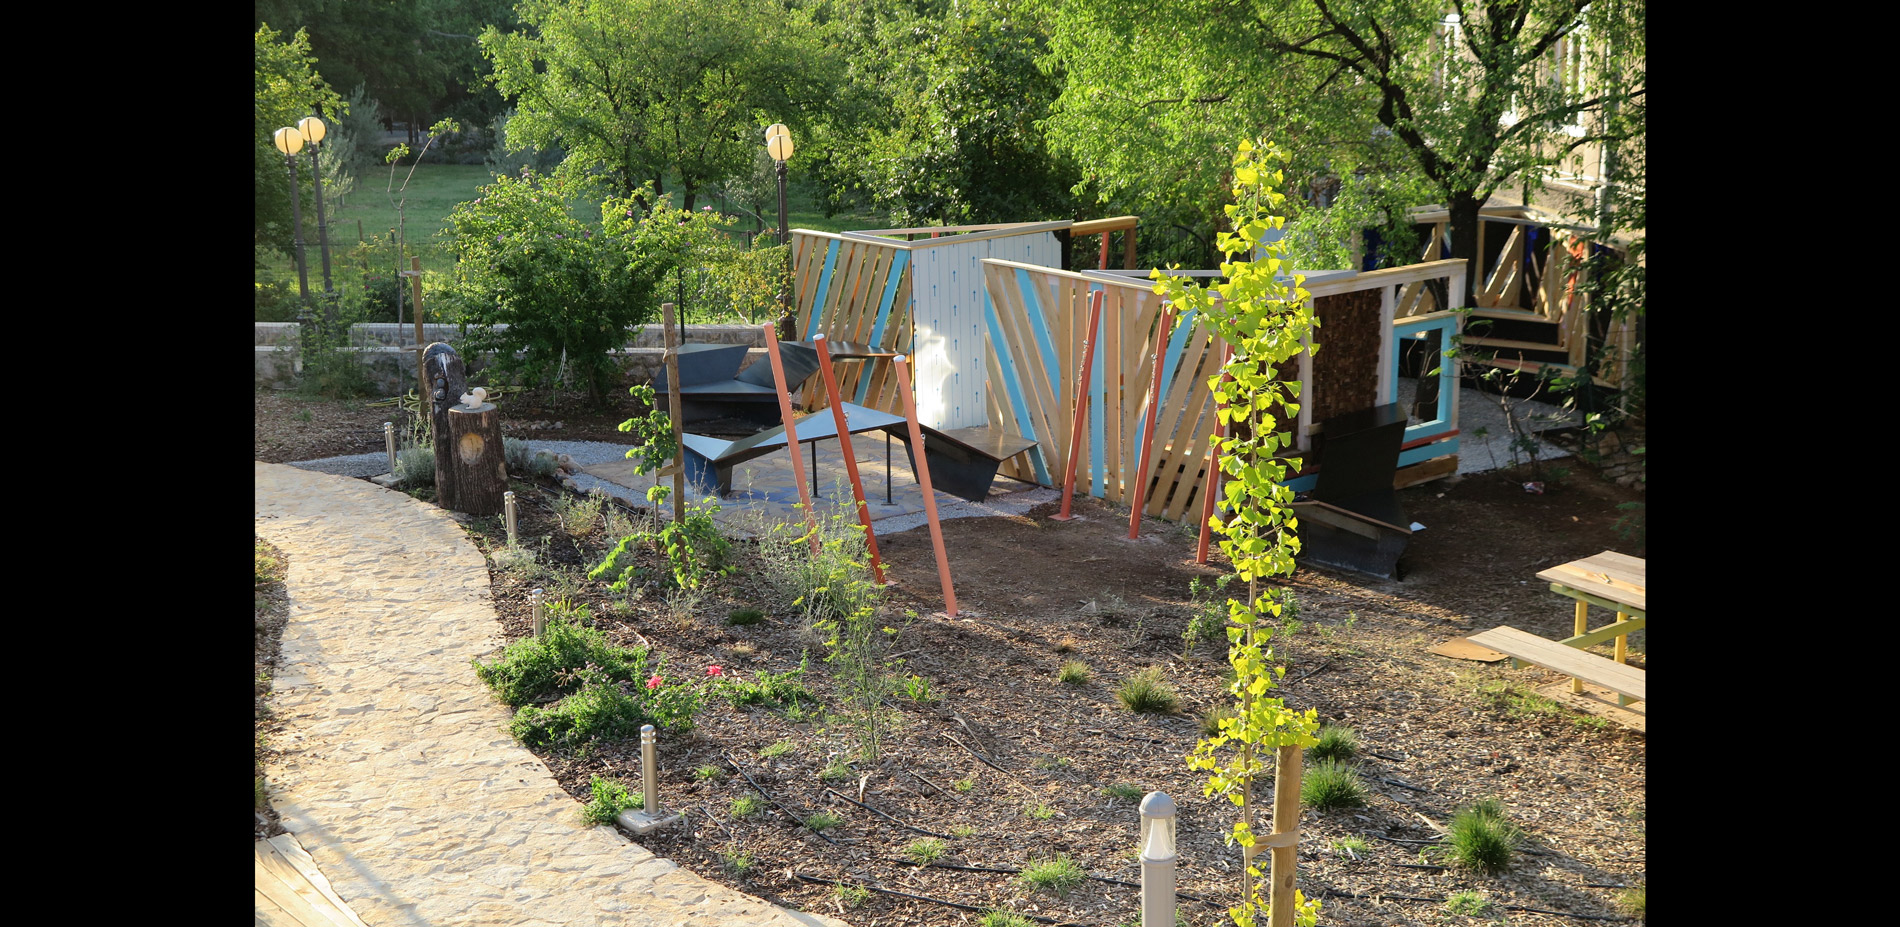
left=440, top=171, right=732, bottom=403
left=554, top=492, right=605, bottom=537
left=581, top=776, right=635, bottom=824
left=1058, top=660, right=1090, bottom=686
left=1117, top=667, right=1179, bottom=714
left=1019, top=855, right=1086, bottom=897
left=1301, top=759, right=1367, bottom=812
left=508, top=669, right=703, bottom=747
left=471, top=610, right=644, bottom=707
left=395, top=442, right=436, bottom=487
left=1310, top=724, right=1360, bottom=762
left=1442, top=799, right=1521, bottom=875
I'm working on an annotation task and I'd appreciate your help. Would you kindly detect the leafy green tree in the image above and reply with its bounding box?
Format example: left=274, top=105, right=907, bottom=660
left=438, top=170, right=732, bottom=403
left=480, top=0, right=842, bottom=209
left=1042, top=0, right=1645, bottom=298
left=255, top=24, right=344, bottom=253
left=805, top=0, right=1078, bottom=225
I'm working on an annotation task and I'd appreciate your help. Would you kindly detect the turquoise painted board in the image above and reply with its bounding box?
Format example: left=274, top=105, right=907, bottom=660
left=807, top=240, right=841, bottom=339
left=982, top=297, right=1052, bottom=485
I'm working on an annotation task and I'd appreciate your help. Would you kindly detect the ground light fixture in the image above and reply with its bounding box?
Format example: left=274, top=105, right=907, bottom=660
left=298, top=116, right=335, bottom=295
left=271, top=127, right=312, bottom=304
left=384, top=422, right=397, bottom=475
left=1140, top=791, right=1178, bottom=926
left=618, top=724, right=684, bottom=834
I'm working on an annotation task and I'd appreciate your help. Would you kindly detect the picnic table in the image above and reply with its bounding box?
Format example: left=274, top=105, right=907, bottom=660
left=1539, top=550, right=1646, bottom=702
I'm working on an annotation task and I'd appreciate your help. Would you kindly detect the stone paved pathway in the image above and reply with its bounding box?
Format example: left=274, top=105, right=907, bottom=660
left=255, top=461, right=848, bottom=927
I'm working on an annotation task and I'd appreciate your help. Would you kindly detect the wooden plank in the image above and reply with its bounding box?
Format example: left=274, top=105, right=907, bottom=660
left=255, top=850, right=350, bottom=927
left=1560, top=616, right=1646, bottom=650
left=996, top=269, right=1060, bottom=469
left=1155, top=327, right=1220, bottom=520
left=1467, top=626, right=1646, bottom=702
left=1102, top=284, right=1126, bottom=501
left=1539, top=552, right=1646, bottom=613
left=1534, top=680, right=1646, bottom=732
left=1069, top=216, right=1140, bottom=235
left=1461, top=336, right=1566, bottom=353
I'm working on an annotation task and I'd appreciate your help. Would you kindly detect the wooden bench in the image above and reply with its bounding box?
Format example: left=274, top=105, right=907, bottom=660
left=1467, top=625, right=1646, bottom=704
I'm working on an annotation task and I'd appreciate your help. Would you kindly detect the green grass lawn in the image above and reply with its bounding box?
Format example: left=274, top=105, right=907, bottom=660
left=263, top=161, right=894, bottom=286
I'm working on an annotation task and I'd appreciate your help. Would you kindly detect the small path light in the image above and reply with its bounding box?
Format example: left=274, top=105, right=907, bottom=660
left=503, top=490, right=518, bottom=547
left=529, top=587, right=545, bottom=638
left=384, top=422, right=398, bottom=476
left=1140, top=791, right=1178, bottom=927
left=618, top=724, right=684, bottom=834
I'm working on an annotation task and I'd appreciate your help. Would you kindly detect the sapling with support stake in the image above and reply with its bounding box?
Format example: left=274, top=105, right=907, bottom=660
left=1151, top=137, right=1323, bottom=927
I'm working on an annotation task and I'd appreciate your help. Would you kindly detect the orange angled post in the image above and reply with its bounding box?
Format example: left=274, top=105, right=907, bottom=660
left=1127, top=305, right=1174, bottom=540
left=1197, top=341, right=1233, bottom=564
left=1051, top=290, right=1105, bottom=522
left=763, top=323, right=819, bottom=552
left=892, top=356, right=957, bottom=616
left=812, top=335, right=886, bottom=584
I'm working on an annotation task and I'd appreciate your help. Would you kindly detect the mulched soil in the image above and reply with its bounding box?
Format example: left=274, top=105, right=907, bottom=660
left=255, top=387, right=1647, bottom=926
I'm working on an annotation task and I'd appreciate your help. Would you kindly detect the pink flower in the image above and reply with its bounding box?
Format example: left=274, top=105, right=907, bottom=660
left=701, top=205, right=713, bottom=212
left=705, top=665, right=725, bottom=677
left=646, top=675, right=663, bottom=690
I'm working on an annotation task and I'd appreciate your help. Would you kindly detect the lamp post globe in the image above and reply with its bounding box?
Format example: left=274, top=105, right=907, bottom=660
left=273, top=127, right=312, bottom=305
left=299, top=116, right=335, bottom=297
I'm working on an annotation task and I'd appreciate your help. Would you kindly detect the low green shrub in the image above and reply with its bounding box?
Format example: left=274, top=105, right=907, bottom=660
left=715, top=658, right=818, bottom=711
left=1442, top=799, right=1521, bottom=875
left=471, top=609, right=645, bottom=707
left=1301, top=759, right=1367, bottom=812
left=581, top=776, right=635, bottom=824
left=1310, top=724, right=1360, bottom=762
left=395, top=443, right=436, bottom=487
left=1116, top=667, right=1179, bottom=714
left=509, top=669, right=703, bottom=747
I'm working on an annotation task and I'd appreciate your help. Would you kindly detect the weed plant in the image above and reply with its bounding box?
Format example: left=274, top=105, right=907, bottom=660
left=833, top=882, right=870, bottom=908
left=716, top=658, right=818, bottom=711
left=1023, top=800, right=1056, bottom=820
left=953, top=778, right=975, bottom=793
left=721, top=850, right=754, bottom=876
left=1018, top=855, right=1085, bottom=897
left=1117, top=666, right=1180, bottom=714
left=900, top=674, right=938, bottom=705
left=730, top=794, right=764, bottom=818
left=1301, top=759, right=1367, bottom=811
left=1617, top=883, right=1646, bottom=919
left=1101, top=783, right=1144, bottom=804
left=804, top=812, right=842, bottom=832
left=1443, top=799, right=1521, bottom=874
left=1182, top=575, right=1233, bottom=656
left=820, top=758, right=853, bottom=782
left=904, top=837, right=947, bottom=863
left=1310, top=724, right=1360, bottom=762
left=726, top=607, right=765, bottom=626
left=760, top=740, right=795, bottom=759
left=950, top=824, right=977, bottom=837
left=581, top=776, right=635, bottom=824
left=980, top=912, right=1034, bottom=927
left=693, top=764, right=722, bottom=781
left=1444, top=891, right=1491, bottom=916
left=1330, top=835, right=1370, bottom=859
left=1058, top=661, right=1090, bottom=686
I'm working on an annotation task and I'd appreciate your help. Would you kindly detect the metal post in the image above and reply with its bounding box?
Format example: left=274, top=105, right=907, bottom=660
left=307, top=141, right=333, bottom=294
left=1140, top=792, right=1178, bottom=927
left=504, top=490, right=518, bottom=547
left=284, top=155, right=310, bottom=304
left=641, top=724, right=660, bottom=814
left=775, top=159, right=793, bottom=341
left=384, top=421, right=397, bottom=476
left=530, top=587, right=545, bottom=638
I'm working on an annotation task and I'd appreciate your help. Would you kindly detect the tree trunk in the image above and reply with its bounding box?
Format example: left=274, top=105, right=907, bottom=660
left=425, top=342, right=469, bottom=510
left=443, top=404, right=509, bottom=516
left=1446, top=193, right=1484, bottom=308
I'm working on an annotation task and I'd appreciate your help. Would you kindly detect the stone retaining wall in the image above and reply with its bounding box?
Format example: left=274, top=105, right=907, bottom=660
left=256, top=322, right=772, bottom=394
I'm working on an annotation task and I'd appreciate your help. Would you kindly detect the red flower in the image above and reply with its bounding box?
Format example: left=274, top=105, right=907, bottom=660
left=646, top=674, right=663, bottom=690
left=705, top=665, right=725, bottom=678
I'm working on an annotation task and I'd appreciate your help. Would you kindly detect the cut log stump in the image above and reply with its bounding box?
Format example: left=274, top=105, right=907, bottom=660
left=442, top=403, right=507, bottom=516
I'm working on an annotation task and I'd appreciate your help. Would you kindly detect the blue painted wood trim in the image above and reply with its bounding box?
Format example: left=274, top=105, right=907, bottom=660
left=854, top=249, right=910, bottom=404
left=983, top=298, right=1052, bottom=485
left=1284, top=474, right=1318, bottom=494
left=806, top=239, right=841, bottom=340
left=1015, top=268, right=1064, bottom=393
left=1398, top=436, right=1458, bottom=469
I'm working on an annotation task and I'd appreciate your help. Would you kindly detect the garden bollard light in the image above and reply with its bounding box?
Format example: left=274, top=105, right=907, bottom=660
left=503, top=491, right=518, bottom=547
left=384, top=422, right=397, bottom=476
left=1140, top=791, right=1178, bottom=927
left=530, top=587, right=545, bottom=638
left=615, top=723, right=684, bottom=834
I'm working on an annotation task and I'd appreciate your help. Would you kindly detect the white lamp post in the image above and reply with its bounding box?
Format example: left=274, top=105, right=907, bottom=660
left=766, top=123, right=795, bottom=339
left=298, top=116, right=335, bottom=296
left=271, top=127, right=311, bottom=306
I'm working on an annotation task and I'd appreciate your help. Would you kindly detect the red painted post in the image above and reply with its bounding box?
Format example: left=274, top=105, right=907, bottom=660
left=1051, top=290, right=1104, bottom=522
left=813, top=335, right=886, bottom=583
left=1127, top=306, right=1174, bottom=540
left=1097, top=231, right=1110, bottom=270
left=1196, top=342, right=1234, bottom=564
left=763, top=324, right=820, bottom=552
left=891, top=356, right=957, bottom=616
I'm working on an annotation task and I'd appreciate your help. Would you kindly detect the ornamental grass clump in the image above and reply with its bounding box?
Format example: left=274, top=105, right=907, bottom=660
left=1116, top=666, right=1179, bottom=714
left=1018, top=855, right=1086, bottom=897
left=1310, top=724, right=1360, bottom=762
left=1443, top=799, right=1522, bottom=875
left=1301, top=759, right=1367, bottom=812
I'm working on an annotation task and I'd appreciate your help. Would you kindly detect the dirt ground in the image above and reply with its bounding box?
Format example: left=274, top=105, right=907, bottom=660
left=255, top=387, right=1648, bottom=926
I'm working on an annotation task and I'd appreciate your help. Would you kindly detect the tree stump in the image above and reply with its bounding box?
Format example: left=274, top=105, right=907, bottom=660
left=443, top=403, right=508, bottom=515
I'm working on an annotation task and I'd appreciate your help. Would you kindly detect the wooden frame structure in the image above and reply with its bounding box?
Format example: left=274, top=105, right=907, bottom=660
left=789, top=221, right=1067, bottom=431
left=978, top=258, right=1470, bottom=521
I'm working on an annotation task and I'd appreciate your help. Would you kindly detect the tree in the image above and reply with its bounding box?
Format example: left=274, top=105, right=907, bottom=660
left=1041, top=0, right=1645, bottom=300
left=480, top=0, right=842, bottom=209
left=438, top=170, right=732, bottom=403
left=804, top=0, right=1079, bottom=225
left=255, top=24, right=344, bottom=253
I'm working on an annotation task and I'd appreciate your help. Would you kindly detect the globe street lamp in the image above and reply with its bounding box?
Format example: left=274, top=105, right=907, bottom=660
left=272, top=127, right=312, bottom=307
left=766, top=123, right=794, bottom=340
left=298, top=116, right=334, bottom=296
